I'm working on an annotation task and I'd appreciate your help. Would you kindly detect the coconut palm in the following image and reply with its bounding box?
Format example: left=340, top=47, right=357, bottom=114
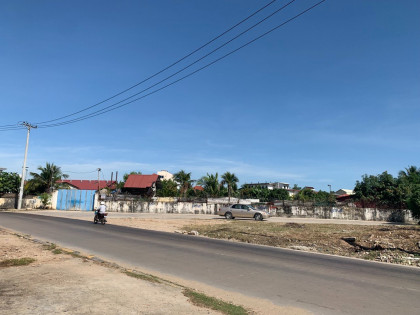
left=174, top=170, right=194, bottom=197
left=29, top=162, right=68, bottom=193
left=399, top=166, right=420, bottom=187
left=221, top=172, right=239, bottom=203
left=198, top=173, right=221, bottom=198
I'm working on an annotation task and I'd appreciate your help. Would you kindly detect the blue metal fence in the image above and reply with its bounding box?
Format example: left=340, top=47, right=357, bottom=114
left=56, top=189, right=95, bottom=211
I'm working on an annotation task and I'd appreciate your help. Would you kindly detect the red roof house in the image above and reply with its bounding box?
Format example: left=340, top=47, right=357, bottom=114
left=123, top=174, right=159, bottom=196
left=58, top=180, right=116, bottom=190
left=193, top=185, right=204, bottom=191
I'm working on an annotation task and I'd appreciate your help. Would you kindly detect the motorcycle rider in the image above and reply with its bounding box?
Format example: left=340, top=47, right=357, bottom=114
left=96, top=201, right=107, bottom=222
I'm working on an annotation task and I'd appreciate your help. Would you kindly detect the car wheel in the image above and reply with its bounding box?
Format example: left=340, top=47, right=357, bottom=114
left=225, top=212, right=233, bottom=220
left=254, top=213, right=263, bottom=221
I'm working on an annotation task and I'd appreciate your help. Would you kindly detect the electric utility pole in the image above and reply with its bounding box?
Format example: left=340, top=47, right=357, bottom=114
left=18, top=122, right=37, bottom=210
left=97, top=168, right=101, bottom=191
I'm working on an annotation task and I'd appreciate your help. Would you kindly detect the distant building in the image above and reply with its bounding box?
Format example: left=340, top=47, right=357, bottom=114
left=57, top=180, right=116, bottom=191
left=335, top=189, right=354, bottom=196
left=286, top=189, right=300, bottom=197
left=157, top=170, right=173, bottom=181
left=246, top=182, right=290, bottom=190
left=302, top=186, right=316, bottom=191
left=193, top=185, right=204, bottom=191
left=123, top=174, right=159, bottom=196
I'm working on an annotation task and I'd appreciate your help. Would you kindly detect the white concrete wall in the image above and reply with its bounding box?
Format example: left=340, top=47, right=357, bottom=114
left=0, top=196, right=43, bottom=209
left=274, top=205, right=414, bottom=222
left=101, top=200, right=218, bottom=214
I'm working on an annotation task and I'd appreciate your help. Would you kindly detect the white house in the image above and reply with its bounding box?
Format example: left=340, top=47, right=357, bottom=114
left=246, top=182, right=290, bottom=190
left=157, top=170, right=174, bottom=181
left=335, top=189, right=354, bottom=196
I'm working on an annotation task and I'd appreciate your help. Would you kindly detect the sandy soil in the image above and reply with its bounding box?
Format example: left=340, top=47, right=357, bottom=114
left=0, top=229, right=220, bottom=315
left=0, top=223, right=310, bottom=315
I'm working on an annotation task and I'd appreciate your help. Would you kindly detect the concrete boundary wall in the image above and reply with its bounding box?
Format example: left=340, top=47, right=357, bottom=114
left=274, top=205, right=413, bottom=222
left=102, top=200, right=217, bottom=215
left=98, top=200, right=414, bottom=222
left=0, top=196, right=43, bottom=209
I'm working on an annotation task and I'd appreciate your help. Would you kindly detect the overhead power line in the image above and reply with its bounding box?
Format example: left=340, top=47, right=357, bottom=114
left=31, top=0, right=280, bottom=126
left=34, top=0, right=297, bottom=129
left=33, top=0, right=326, bottom=129
left=0, top=0, right=327, bottom=131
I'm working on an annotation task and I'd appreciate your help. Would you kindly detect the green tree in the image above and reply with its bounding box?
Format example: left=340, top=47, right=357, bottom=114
left=221, top=172, right=239, bottom=203
left=39, top=192, right=51, bottom=209
left=398, top=166, right=420, bottom=219
left=156, top=179, right=178, bottom=197
left=28, top=162, right=68, bottom=194
left=268, top=189, right=290, bottom=201
left=174, top=170, right=194, bottom=198
left=239, top=186, right=271, bottom=202
left=0, top=172, right=20, bottom=194
left=294, top=188, right=316, bottom=202
left=313, top=190, right=336, bottom=204
left=354, top=171, right=404, bottom=208
left=198, top=173, right=221, bottom=197
left=407, top=186, right=420, bottom=219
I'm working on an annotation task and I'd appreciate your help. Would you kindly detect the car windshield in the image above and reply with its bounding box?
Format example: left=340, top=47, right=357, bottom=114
left=247, top=205, right=256, bottom=210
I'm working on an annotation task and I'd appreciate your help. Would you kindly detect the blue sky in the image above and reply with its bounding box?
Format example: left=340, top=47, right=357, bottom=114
left=1, top=0, right=419, bottom=191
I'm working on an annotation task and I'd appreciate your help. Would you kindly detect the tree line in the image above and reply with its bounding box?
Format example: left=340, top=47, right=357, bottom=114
left=156, top=170, right=334, bottom=204
left=2, top=162, right=419, bottom=219
left=354, top=166, right=420, bottom=218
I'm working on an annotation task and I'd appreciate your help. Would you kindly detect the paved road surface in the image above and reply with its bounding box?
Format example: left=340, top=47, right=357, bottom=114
left=1, top=212, right=419, bottom=315
left=19, top=209, right=395, bottom=225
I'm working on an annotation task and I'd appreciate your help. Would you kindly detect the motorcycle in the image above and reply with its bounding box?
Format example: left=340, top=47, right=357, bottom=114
left=94, top=211, right=108, bottom=225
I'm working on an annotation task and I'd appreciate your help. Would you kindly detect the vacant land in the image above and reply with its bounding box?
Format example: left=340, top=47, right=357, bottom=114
left=183, top=221, right=420, bottom=267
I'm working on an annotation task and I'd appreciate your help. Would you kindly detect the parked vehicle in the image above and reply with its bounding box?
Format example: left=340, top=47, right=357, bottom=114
left=94, top=211, right=108, bottom=225
left=217, top=204, right=269, bottom=221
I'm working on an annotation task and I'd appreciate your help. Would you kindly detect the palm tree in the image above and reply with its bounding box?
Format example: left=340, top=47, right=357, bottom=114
left=174, top=170, right=194, bottom=197
left=29, top=162, right=68, bottom=193
left=221, top=172, right=239, bottom=203
left=399, top=166, right=420, bottom=186
left=197, top=173, right=221, bottom=198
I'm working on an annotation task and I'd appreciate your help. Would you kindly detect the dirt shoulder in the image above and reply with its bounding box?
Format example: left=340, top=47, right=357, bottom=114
left=0, top=229, right=221, bottom=315
left=0, top=227, right=310, bottom=315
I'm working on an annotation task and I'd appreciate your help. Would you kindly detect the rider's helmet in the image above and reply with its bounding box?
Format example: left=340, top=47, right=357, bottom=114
left=100, top=201, right=105, bottom=205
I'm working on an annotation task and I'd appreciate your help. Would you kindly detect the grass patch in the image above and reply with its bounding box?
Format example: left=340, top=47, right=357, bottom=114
left=183, top=289, right=248, bottom=315
left=0, top=257, right=36, bottom=267
left=42, top=243, right=62, bottom=254
left=124, top=271, right=161, bottom=284
left=363, top=251, right=379, bottom=261
left=43, top=243, right=57, bottom=250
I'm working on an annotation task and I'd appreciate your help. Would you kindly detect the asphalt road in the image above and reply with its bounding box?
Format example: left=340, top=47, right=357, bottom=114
left=1, top=212, right=419, bottom=315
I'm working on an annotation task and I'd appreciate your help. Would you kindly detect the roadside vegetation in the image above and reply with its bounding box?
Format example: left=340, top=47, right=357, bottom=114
left=36, top=236, right=249, bottom=314
left=0, top=257, right=36, bottom=267
left=184, top=221, right=420, bottom=267
left=183, top=289, right=248, bottom=315
left=354, top=166, right=420, bottom=219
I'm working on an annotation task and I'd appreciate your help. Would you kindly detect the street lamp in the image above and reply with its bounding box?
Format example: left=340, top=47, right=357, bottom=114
left=328, top=184, right=331, bottom=193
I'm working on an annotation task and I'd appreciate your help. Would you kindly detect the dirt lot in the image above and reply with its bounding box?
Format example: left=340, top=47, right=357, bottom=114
left=182, top=221, right=420, bottom=267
